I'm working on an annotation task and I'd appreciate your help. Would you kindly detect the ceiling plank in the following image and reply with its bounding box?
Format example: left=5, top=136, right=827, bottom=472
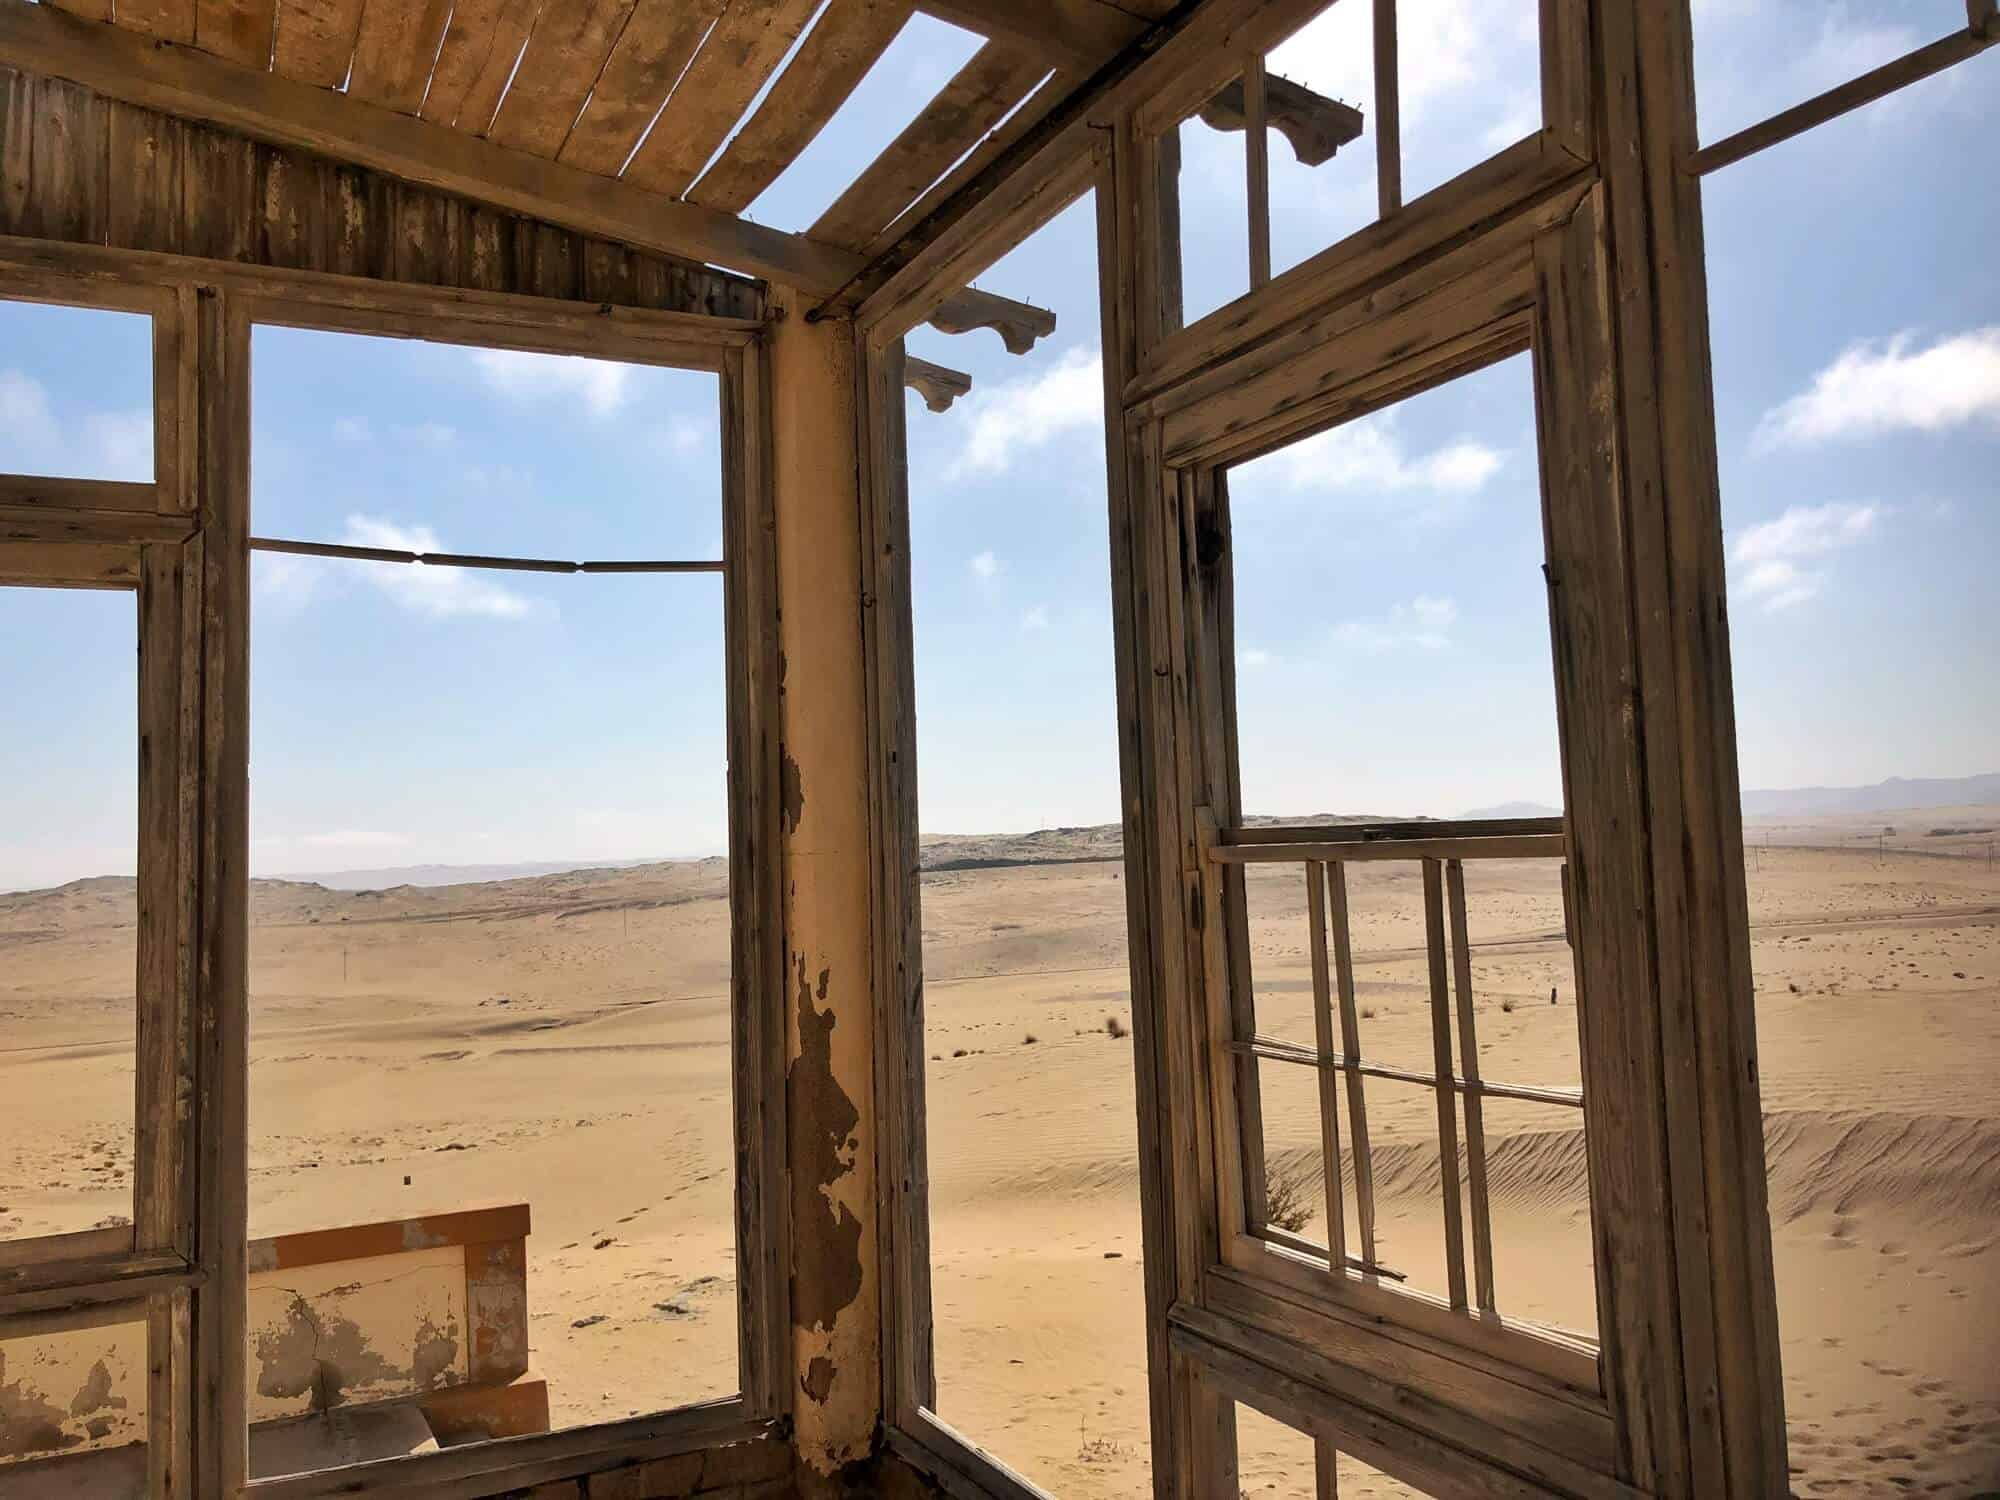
left=688, top=0, right=912, bottom=213
left=421, top=0, right=542, bottom=132
left=0, top=0, right=854, bottom=288
left=270, top=0, right=366, bottom=89
left=556, top=0, right=724, bottom=176
left=911, top=0, right=1140, bottom=72
left=809, top=39, right=1048, bottom=250
left=193, top=0, right=277, bottom=67
left=619, top=0, right=821, bottom=199
left=346, top=0, right=454, bottom=114
left=45, top=0, right=113, bottom=22
left=485, top=0, right=641, bottom=158
left=117, top=0, right=197, bottom=44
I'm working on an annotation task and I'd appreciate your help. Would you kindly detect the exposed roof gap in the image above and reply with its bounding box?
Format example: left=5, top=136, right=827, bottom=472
left=416, top=3, right=458, bottom=118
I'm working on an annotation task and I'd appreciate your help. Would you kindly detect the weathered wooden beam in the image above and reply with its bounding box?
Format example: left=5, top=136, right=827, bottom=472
left=911, top=0, right=1142, bottom=73
left=0, top=0, right=1063, bottom=345
left=902, top=354, right=972, bottom=411
left=1197, top=72, right=1364, bottom=166
left=0, top=0, right=851, bottom=289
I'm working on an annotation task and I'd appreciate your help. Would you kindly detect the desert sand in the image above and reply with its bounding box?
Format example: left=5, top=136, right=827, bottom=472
left=3, top=811, right=1996, bottom=1497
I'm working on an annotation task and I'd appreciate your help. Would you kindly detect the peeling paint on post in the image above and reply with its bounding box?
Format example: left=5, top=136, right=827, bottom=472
left=769, top=284, right=881, bottom=1486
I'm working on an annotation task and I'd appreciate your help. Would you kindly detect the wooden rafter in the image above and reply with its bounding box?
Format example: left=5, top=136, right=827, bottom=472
left=689, top=0, right=915, bottom=214
left=619, top=0, right=823, bottom=197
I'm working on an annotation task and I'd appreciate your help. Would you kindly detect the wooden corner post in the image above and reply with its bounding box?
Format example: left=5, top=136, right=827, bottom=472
left=1536, top=2, right=1789, bottom=1493
left=768, top=284, right=884, bottom=1490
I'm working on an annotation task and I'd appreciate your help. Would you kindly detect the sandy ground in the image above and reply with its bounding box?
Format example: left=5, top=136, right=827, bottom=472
left=3, top=815, right=1996, bottom=1496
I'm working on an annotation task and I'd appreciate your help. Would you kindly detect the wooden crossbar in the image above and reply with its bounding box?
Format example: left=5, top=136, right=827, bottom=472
left=1208, top=832, right=1565, bottom=864
left=1225, top=1036, right=1584, bottom=1109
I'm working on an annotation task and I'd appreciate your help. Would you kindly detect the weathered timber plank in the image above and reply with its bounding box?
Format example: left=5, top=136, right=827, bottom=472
left=486, top=0, right=639, bottom=158
left=119, top=0, right=198, bottom=45
left=421, top=0, right=542, bottom=131
left=811, top=39, right=1048, bottom=250
left=271, top=0, right=366, bottom=89
left=194, top=0, right=278, bottom=68
left=346, top=0, right=453, bottom=114
left=620, top=0, right=823, bottom=198
left=556, top=0, right=723, bottom=175
left=688, top=0, right=912, bottom=213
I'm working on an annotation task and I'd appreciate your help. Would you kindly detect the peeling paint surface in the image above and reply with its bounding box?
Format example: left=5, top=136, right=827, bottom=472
left=791, top=956, right=864, bottom=1335
left=247, top=1244, right=468, bottom=1422
left=0, top=1317, right=145, bottom=1464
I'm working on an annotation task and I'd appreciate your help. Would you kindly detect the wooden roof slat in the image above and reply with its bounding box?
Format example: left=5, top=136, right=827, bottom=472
left=484, top=0, right=640, bottom=157
left=117, top=0, right=197, bottom=44
left=420, top=0, right=543, bottom=132
left=619, top=0, right=822, bottom=199
left=911, top=0, right=1138, bottom=73
left=808, top=39, right=1048, bottom=251
left=557, top=0, right=725, bottom=176
left=193, top=0, right=276, bottom=66
left=856, top=60, right=1063, bottom=257
left=45, top=0, right=113, bottom=23
left=271, top=0, right=367, bottom=89
left=687, top=0, right=911, bottom=214
left=346, top=0, right=454, bottom=114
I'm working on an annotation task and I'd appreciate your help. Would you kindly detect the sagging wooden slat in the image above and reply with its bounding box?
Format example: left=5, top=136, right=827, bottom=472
left=270, top=0, right=366, bottom=89
left=1421, top=858, right=1468, bottom=1312
left=1326, top=862, right=1376, bottom=1266
left=1228, top=1036, right=1585, bottom=1110
left=911, top=0, right=1140, bottom=74
left=1446, top=858, right=1497, bottom=1316
left=810, top=39, right=1050, bottom=250
left=0, top=1, right=851, bottom=289
left=193, top=0, right=278, bottom=69
left=927, top=284, right=1055, bottom=352
left=556, top=0, right=724, bottom=175
left=346, top=0, right=454, bottom=114
left=1304, top=862, right=1347, bottom=1268
left=619, top=0, right=823, bottom=198
left=688, top=0, right=914, bottom=214
left=1197, top=71, right=1364, bottom=168
left=117, top=0, right=197, bottom=45
left=419, top=0, right=543, bottom=132
left=485, top=0, right=641, bottom=157
left=902, top=353, right=971, bottom=412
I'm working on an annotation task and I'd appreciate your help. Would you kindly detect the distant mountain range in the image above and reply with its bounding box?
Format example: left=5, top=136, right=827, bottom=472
left=1739, top=772, right=2000, bottom=818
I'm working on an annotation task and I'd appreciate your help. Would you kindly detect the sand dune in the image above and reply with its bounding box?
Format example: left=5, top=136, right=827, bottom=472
left=3, top=820, right=1997, bottom=1496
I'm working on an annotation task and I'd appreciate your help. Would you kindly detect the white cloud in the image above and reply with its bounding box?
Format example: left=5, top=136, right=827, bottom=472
left=1730, top=501, right=1879, bottom=612
left=0, top=370, right=151, bottom=481
left=1333, top=595, right=1457, bottom=651
left=1241, top=648, right=1272, bottom=669
left=334, top=416, right=372, bottom=443
left=1755, top=327, right=2000, bottom=449
left=342, top=515, right=538, bottom=620
left=473, top=348, right=634, bottom=418
left=393, top=420, right=458, bottom=450
left=950, top=348, right=1103, bottom=479
left=1020, top=606, right=1050, bottom=632
left=660, top=414, right=707, bottom=455
left=1273, top=0, right=1480, bottom=120
left=1264, top=411, right=1502, bottom=496
left=970, top=550, right=1001, bottom=579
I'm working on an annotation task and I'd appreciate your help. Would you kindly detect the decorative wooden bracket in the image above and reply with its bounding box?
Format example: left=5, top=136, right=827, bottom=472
left=903, top=356, right=974, bottom=412
left=1198, top=74, right=1365, bottom=166
left=925, top=287, right=1058, bottom=354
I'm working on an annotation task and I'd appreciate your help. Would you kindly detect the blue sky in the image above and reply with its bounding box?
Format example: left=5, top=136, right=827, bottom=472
left=1, top=0, right=1994, bottom=888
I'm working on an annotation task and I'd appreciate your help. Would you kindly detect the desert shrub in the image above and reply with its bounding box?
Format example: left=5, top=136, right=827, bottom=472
left=1105, top=1013, right=1129, bottom=1039
left=1263, top=1160, right=1313, bottom=1234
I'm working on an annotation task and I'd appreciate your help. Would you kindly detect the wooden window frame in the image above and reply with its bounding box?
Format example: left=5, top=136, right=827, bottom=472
left=0, top=246, right=787, bottom=1499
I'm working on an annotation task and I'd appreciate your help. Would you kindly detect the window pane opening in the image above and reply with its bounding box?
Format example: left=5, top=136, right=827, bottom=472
left=248, top=327, right=736, bottom=1476
left=0, top=299, right=153, bottom=483
left=0, top=585, right=139, bottom=1247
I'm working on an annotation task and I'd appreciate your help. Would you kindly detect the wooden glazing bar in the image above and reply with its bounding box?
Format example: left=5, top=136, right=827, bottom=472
left=1303, top=862, right=1347, bottom=1267
left=1244, top=54, right=1271, bottom=290
left=1446, top=858, right=1497, bottom=1315
left=248, top=537, right=724, bottom=571
left=1373, top=0, right=1400, bottom=213
left=1690, top=23, right=1996, bottom=176
left=1325, top=862, right=1377, bottom=1266
left=1226, top=1036, right=1585, bottom=1108
left=1316, top=1437, right=1339, bottom=1499
left=1226, top=815, right=1564, bottom=844
left=1421, top=858, right=1468, bottom=1310
left=1208, top=832, right=1565, bottom=864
